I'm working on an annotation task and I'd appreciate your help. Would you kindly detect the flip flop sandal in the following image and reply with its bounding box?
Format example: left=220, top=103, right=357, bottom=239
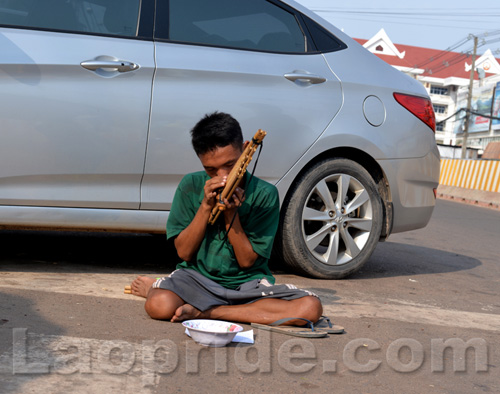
left=251, top=317, right=328, bottom=338
left=314, top=316, right=345, bottom=334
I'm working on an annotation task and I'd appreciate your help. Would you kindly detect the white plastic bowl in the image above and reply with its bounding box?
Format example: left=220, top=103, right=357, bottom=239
left=182, top=319, right=243, bottom=347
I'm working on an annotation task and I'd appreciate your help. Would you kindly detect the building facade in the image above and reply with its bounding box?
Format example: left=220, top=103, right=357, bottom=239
left=355, top=29, right=500, bottom=152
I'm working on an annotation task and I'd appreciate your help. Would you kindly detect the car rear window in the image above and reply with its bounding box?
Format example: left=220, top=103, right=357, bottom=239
left=0, top=0, right=140, bottom=37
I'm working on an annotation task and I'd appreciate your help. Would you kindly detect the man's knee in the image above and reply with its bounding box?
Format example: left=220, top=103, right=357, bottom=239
left=299, top=295, right=323, bottom=323
left=144, top=289, right=182, bottom=320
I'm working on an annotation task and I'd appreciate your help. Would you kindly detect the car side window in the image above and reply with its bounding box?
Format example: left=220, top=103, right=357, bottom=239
left=168, top=0, right=307, bottom=53
left=0, top=0, right=141, bottom=37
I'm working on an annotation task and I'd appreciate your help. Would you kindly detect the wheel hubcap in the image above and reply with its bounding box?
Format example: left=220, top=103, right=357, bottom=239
left=301, top=173, right=373, bottom=266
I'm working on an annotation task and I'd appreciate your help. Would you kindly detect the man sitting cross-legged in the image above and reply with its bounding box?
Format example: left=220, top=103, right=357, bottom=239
left=130, top=112, right=322, bottom=327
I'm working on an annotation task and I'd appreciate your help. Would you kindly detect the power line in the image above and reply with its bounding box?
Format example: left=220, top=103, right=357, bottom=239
left=312, top=8, right=500, bottom=17
left=311, top=7, right=500, bottom=71
left=410, top=37, right=472, bottom=70
left=415, top=35, right=500, bottom=75
left=311, top=6, right=500, bottom=10
left=436, top=108, right=500, bottom=125
left=312, top=8, right=500, bottom=32
left=323, top=15, right=499, bottom=32
left=356, top=27, right=500, bottom=74
left=426, top=53, right=470, bottom=75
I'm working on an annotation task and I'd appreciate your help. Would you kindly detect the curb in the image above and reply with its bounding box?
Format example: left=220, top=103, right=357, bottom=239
left=437, top=185, right=500, bottom=210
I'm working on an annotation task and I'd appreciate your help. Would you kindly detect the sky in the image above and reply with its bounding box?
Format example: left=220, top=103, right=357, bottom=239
left=295, top=0, right=500, bottom=56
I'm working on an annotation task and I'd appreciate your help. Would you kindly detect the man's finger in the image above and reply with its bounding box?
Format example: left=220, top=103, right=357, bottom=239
left=231, top=194, right=243, bottom=207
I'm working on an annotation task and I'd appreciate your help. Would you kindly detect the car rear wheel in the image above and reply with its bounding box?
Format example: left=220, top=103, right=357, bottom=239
left=277, top=158, right=383, bottom=279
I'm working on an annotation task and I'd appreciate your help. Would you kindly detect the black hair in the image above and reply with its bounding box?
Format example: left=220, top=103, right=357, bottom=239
left=190, top=112, right=243, bottom=156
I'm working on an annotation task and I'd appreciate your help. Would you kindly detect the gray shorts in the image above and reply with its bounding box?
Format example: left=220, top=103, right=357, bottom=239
left=152, top=268, right=318, bottom=312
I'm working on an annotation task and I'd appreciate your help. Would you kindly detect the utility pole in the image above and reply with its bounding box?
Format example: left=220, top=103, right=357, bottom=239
left=461, top=35, right=478, bottom=159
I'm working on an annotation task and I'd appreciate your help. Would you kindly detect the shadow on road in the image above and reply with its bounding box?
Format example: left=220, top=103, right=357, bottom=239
left=351, top=241, right=481, bottom=279
left=0, top=230, right=180, bottom=274
left=0, top=290, right=64, bottom=394
left=1, top=230, right=481, bottom=280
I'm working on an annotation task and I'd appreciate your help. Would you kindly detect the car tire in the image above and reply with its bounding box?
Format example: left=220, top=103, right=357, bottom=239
left=277, top=158, right=383, bottom=279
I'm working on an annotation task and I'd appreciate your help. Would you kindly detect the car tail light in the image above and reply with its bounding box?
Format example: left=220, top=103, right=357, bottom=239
left=393, top=93, right=436, bottom=133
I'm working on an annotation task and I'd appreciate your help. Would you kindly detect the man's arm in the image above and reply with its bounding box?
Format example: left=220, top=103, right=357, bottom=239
left=223, top=187, right=259, bottom=269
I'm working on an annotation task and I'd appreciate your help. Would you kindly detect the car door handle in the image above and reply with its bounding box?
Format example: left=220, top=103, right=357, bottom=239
left=80, top=59, right=140, bottom=73
left=284, top=72, right=326, bottom=84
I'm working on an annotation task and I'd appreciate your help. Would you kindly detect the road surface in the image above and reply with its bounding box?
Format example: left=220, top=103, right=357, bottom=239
left=0, top=199, right=498, bottom=393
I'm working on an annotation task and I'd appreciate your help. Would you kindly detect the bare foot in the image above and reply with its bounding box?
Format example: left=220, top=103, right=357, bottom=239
left=130, top=276, right=156, bottom=298
left=171, top=304, right=202, bottom=322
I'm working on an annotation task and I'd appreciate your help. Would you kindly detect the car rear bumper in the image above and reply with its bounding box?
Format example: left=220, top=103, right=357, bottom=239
left=380, top=147, right=441, bottom=234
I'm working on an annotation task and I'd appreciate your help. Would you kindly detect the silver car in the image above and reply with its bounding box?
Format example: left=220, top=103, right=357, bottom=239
left=0, top=0, right=440, bottom=278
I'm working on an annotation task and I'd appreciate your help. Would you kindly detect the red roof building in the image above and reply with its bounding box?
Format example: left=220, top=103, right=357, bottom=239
left=356, top=29, right=500, bottom=149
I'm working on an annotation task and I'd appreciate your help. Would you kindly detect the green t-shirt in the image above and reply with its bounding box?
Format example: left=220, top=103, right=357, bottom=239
left=166, top=171, right=279, bottom=290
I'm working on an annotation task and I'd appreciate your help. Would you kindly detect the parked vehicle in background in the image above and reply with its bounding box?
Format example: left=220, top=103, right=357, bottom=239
left=0, top=0, right=440, bottom=278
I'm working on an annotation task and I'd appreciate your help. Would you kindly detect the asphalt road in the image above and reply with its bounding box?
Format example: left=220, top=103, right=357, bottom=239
left=0, top=199, right=499, bottom=393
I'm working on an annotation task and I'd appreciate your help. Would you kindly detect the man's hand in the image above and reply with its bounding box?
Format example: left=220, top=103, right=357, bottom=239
left=223, top=187, right=245, bottom=219
left=175, top=175, right=226, bottom=262
left=203, top=176, right=227, bottom=209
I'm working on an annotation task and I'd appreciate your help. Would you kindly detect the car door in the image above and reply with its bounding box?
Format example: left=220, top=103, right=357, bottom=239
left=0, top=0, right=154, bottom=209
left=141, top=0, right=343, bottom=210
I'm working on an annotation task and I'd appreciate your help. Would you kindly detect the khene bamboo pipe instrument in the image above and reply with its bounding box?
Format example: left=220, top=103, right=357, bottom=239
left=208, top=129, right=266, bottom=225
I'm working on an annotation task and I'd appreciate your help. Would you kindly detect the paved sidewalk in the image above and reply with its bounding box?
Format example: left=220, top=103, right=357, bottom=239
left=437, top=184, right=500, bottom=210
